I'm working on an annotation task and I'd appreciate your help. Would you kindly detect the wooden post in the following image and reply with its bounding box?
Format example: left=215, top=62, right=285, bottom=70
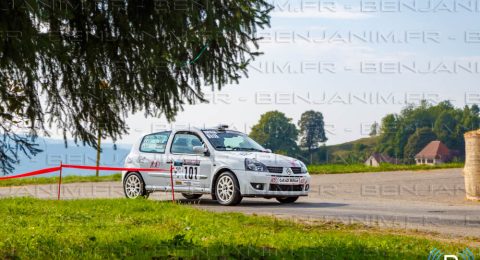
left=464, top=130, right=480, bottom=201
left=57, top=161, right=63, bottom=200
left=95, top=127, right=101, bottom=177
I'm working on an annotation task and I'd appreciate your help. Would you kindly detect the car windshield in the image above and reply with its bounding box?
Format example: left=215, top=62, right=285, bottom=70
left=202, top=130, right=267, bottom=152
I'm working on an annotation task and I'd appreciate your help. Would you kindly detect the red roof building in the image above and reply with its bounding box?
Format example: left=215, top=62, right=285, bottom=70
left=415, top=141, right=452, bottom=165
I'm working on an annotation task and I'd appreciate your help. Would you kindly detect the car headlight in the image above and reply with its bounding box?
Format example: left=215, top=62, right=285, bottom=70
left=299, top=161, right=308, bottom=173
left=245, top=158, right=268, bottom=172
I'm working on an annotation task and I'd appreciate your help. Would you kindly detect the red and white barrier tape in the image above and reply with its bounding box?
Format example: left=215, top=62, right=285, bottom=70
left=0, top=164, right=175, bottom=201
left=61, top=164, right=170, bottom=172
left=0, top=166, right=62, bottom=180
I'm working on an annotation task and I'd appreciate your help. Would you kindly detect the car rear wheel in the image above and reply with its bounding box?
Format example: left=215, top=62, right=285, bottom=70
left=181, top=193, right=203, bottom=200
left=124, top=172, right=149, bottom=199
left=215, top=172, right=242, bottom=206
left=276, top=196, right=299, bottom=203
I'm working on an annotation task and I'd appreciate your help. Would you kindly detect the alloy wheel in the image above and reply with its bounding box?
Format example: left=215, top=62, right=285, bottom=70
left=216, top=175, right=234, bottom=203
left=125, top=174, right=142, bottom=198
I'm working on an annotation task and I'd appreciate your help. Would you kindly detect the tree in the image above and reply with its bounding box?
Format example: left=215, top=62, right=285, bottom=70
left=0, top=83, right=42, bottom=173
left=249, top=111, right=298, bottom=155
left=377, top=100, right=477, bottom=160
left=298, top=111, right=327, bottom=163
left=377, top=114, right=398, bottom=156
left=472, top=104, right=480, bottom=116
left=461, top=105, right=480, bottom=132
left=433, top=111, right=457, bottom=149
left=403, top=127, right=437, bottom=163
left=95, top=79, right=111, bottom=177
left=369, top=121, right=379, bottom=137
left=0, top=0, right=272, bottom=174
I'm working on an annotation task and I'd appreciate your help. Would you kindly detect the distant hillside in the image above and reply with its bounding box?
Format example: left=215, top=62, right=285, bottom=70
left=324, top=136, right=380, bottom=164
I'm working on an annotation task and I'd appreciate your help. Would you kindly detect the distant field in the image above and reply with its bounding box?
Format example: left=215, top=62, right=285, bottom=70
left=325, top=136, right=379, bottom=162
left=308, top=163, right=464, bottom=174
left=0, top=198, right=475, bottom=259
left=0, top=174, right=121, bottom=187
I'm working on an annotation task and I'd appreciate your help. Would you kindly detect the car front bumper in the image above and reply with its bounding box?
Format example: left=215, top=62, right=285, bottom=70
left=234, top=170, right=311, bottom=197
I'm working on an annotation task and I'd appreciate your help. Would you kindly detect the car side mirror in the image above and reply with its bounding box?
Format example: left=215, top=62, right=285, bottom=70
left=193, top=145, right=209, bottom=156
left=265, top=149, right=272, bottom=153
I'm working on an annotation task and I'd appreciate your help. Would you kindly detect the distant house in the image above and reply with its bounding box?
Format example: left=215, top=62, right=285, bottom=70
left=365, top=153, right=398, bottom=167
left=415, top=141, right=451, bottom=165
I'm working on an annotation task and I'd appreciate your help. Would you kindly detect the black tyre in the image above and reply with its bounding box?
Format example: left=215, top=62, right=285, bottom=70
left=276, top=196, right=299, bottom=203
left=123, top=172, right=149, bottom=199
left=211, top=193, right=217, bottom=201
left=181, top=193, right=203, bottom=200
left=215, top=172, right=242, bottom=206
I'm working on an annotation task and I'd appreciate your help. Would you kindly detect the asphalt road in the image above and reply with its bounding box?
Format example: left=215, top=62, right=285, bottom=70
left=2, top=168, right=480, bottom=238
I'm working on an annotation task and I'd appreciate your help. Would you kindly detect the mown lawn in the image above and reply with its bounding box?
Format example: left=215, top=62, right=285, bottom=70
left=308, top=163, right=464, bottom=174
left=0, top=198, right=476, bottom=259
left=0, top=174, right=121, bottom=187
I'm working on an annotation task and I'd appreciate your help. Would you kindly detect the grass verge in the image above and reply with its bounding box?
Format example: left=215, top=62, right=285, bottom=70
left=308, top=163, right=464, bottom=174
left=0, top=173, right=121, bottom=187
left=0, top=198, right=477, bottom=259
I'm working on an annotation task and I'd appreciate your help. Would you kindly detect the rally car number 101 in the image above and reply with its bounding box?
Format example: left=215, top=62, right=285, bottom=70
left=183, top=166, right=198, bottom=180
left=122, top=125, right=311, bottom=206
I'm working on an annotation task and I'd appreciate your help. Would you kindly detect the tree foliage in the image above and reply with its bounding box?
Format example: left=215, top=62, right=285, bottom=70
left=377, top=101, right=480, bottom=161
left=403, top=127, right=437, bottom=163
left=0, top=84, right=42, bottom=173
left=369, top=121, right=379, bottom=137
left=298, top=110, right=327, bottom=161
left=0, top=0, right=272, bottom=174
left=249, top=111, right=298, bottom=155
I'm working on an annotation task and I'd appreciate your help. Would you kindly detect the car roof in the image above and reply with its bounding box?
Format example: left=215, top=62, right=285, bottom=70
left=132, top=127, right=244, bottom=151
left=142, top=127, right=243, bottom=137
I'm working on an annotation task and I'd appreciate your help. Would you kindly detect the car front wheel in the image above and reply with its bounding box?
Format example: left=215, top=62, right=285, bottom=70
left=215, top=172, right=242, bottom=206
left=276, top=196, right=299, bottom=203
left=124, top=172, right=149, bottom=199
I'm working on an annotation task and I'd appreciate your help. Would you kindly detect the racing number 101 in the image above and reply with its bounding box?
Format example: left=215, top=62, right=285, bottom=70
left=184, top=166, right=198, bottom=180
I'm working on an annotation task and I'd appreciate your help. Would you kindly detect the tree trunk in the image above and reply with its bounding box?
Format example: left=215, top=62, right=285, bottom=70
left=96, top=127, right=101, bottom=177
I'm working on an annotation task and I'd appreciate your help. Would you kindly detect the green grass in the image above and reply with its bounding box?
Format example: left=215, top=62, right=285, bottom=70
left=0, top=198, right=476, bottom=259
left=308, top=163, right=464, bottom=174
left=0, top=174, right=121, bottom=187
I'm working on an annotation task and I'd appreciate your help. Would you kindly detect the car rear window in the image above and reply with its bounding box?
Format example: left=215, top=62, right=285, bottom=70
left=139, top=132, right=170, bottom=153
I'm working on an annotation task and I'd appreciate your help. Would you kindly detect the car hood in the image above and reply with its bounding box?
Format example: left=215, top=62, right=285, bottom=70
left=215, top=151, right=305, bottom=168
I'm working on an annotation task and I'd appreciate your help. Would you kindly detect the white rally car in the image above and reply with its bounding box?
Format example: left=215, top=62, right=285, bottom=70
left=122, top=125, right=310, bottom=205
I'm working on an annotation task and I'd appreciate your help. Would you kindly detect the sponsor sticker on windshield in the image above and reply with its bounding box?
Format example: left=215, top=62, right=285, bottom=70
left=203, top=131, right=219, bottom=139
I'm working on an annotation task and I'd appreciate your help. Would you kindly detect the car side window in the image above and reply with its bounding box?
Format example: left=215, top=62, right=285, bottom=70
left=171, top=133, right=203, bottom=154
left=139, top=132, right=170, bottom=153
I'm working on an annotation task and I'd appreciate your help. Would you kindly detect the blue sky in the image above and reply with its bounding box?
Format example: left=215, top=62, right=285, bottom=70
left=46, top=0, right=480, bottom=145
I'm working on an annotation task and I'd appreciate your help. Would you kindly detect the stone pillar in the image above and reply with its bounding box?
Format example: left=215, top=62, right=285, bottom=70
left=464, top=130, right=480, bottom=201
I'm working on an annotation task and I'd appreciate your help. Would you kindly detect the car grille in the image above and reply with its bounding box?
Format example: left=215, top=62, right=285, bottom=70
left=267, top=166, right=283, bottom=173
left=269, top=184, right=304, bottom=192
left=290, top=167, right=302, bottom=174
